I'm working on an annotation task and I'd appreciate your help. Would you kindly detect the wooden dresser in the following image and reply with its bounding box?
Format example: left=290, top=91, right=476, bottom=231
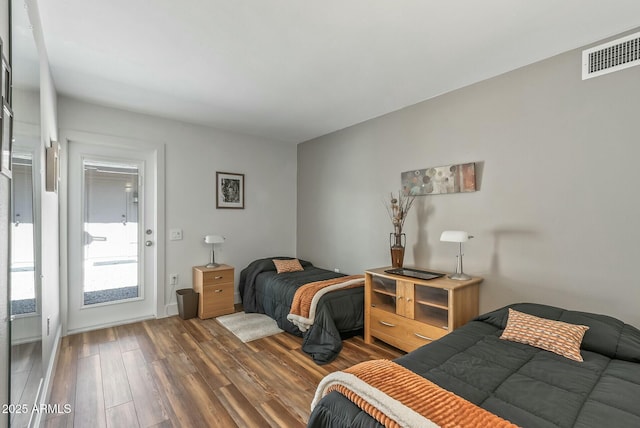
left=192, top=264, right=235, bottom=319
left=364, top=266, right=482, bottom=352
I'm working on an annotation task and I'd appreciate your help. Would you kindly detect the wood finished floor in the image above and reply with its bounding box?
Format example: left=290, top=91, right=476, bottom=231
left=45, top=313, right=402, bottom=428
left=11, top=341, right=43, bottom=428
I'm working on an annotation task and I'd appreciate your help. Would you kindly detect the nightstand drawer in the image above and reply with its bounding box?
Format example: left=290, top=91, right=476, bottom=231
left=202, top=269, right=233, bottom=285
left=201, top=283, right=234, bottom=318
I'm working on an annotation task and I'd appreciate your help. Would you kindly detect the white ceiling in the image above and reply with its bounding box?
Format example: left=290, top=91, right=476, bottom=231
left=28, top=1, right=640, bottom=143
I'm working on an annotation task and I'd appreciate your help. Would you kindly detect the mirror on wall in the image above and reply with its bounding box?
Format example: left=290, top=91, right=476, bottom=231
left=10, top=0, right=43, bottom=425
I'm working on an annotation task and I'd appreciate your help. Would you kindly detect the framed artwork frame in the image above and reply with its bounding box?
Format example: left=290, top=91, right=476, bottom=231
left=216, top=171, right=244, bottom=209
left=401, top=162, right=476, bottom=196
left=0, top=37, right=12, bottom=179
left=1, top=53, right=10, bottom=106
left=0, top=101, right=13, bottom=178
left=45, top=141, right=59, bottom=192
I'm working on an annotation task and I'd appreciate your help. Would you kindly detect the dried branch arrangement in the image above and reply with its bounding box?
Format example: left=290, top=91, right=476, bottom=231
left=384, top=191, right=415, bottom=235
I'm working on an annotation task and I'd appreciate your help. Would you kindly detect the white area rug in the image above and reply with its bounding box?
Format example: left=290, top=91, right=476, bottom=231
left=216, top=311, right=284, bottom=343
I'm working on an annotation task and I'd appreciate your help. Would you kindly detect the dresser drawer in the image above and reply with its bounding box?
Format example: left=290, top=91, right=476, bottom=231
left=370, top=308, right=448, bottom=352
left=202, top=269, right=233, bottom=286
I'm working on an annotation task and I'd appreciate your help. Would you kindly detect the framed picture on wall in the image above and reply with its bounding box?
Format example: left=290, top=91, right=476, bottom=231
left=0, top=102, right=13, bottom=178
left=0, top=36, right=11, bottom=179
left=45, top=141, right=60, bottom=192
left=216, top=171, right=245, bottom=209
left=2, top=53, right=11, bottom=105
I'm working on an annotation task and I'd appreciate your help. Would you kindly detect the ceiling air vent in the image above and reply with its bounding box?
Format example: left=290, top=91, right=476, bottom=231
left=582, top=31, right=640, bottom=80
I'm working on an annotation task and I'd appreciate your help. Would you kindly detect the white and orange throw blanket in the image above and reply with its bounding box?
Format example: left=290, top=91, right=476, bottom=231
left=312, top=359, right=519, bottom=428
left=287, top=275, right=364, bottom=332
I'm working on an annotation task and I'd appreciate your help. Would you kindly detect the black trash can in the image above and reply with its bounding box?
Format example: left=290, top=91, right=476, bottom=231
left=176, top=288, right=199, bottom=320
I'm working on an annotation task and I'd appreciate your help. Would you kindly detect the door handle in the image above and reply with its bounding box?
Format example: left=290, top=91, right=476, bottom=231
left=83, top=231, right=107, bottom=245
left=145, top=240, right=153, bottom=247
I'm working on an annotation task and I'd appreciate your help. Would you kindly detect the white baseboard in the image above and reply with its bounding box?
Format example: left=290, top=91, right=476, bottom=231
left=65, top=314, right=156, bottom=335
left=10, top=336, right=42, bottom=346
left=163, top=303, right=178, bottom=318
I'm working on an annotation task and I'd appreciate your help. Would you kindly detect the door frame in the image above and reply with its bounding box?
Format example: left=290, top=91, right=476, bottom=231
left=59, top=130, right=166, bottom=335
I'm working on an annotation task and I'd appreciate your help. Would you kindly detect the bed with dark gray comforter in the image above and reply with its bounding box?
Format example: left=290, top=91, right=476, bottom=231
left=239, top=257, right=364, bottom=364
left=308, top=302, right=640, bottom=427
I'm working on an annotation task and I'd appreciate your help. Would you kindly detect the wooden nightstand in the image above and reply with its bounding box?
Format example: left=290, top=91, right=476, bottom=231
left=192, top=264, right=235, bottom=319
left=364, top=266, right=482, bottom=352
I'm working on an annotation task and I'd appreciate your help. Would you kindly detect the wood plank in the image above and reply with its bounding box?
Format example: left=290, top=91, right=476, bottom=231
left=99, top=341, right=133, bottom=408
left=214, top=384, right=271, bottom=427
left=43, top=414, right=71, bottom=428
left=181, top=317, right=215, bottom=343
left=114, top=322, right=141, bottom=353
left=148, top=420, right=175, bottom=428
left=150, top=358, right=212, bottom=428
left=78, top=328, right=117, bottom=358
left=231, top=347, right=316, bottom=417
left=182, top=373, right=239, bottom=427
left=131, top=322, right=165, bottom=363
left=74, top=354, right=106, bottom=428
left=121, top=349, right=170, bottom=428
left=141, top=318, right=182, bottom=356
left=171, top=331, right=231, bottom=390
left=106, top=401, right=140, bottom=428
left=259, top=398, right=306, bottom=428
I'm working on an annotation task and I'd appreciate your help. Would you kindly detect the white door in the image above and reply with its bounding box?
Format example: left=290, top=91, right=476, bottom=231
left=68, top=141, right=157, bottom=332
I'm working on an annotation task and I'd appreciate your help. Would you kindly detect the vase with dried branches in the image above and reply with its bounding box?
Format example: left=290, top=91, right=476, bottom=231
left=384, top=191, right=416, bottom=267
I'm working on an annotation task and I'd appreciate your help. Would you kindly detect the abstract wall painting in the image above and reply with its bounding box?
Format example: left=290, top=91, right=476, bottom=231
left=401, top=162, right=476, bottom=196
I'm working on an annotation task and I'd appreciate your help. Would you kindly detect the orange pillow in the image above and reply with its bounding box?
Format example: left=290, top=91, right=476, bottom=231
left=273, top=258, right=304, bottom=274
left=500, top=308, right=589, bottom=362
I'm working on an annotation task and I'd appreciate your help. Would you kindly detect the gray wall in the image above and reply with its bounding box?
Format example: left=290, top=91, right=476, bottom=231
left=58, top=96, right=298, bottom=312
left=298, top=30, right=640, bottom=328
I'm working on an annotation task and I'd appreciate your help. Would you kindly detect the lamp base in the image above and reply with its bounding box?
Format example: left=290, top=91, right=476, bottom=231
left=448, top=272, right=472, bottom=281
left=206, top=263, right=220, bottom=268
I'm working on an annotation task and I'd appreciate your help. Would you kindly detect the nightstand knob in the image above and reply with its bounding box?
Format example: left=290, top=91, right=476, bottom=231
left=214, top=276, right=223, bottom=280
left=214, top=289, right=223, bottom=293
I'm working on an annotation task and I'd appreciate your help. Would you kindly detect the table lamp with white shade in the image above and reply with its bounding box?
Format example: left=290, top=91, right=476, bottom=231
left=440, top=230, right=474, bottom=280
left=204, top=234, right=225, bottom=268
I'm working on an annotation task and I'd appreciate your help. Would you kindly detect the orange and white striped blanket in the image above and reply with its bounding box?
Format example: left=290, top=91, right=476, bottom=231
left=312, top=359, right=519, bottom=428
left=287, top=275, right=364, bottom=332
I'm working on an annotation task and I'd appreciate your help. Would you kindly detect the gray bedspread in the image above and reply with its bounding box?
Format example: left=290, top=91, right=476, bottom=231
left=308, top=303, right=640, bottom=427
left=239, top=257, right=364, bottom=364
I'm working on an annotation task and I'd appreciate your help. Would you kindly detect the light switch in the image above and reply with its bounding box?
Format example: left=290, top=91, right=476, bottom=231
left=169, top=228, right=183, bottom=241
